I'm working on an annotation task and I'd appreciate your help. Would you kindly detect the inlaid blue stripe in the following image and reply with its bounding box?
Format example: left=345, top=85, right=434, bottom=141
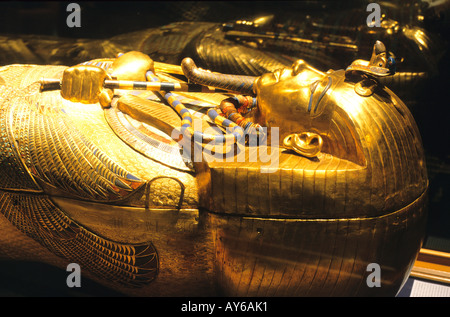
left=313, top=76, right=332, bottom=113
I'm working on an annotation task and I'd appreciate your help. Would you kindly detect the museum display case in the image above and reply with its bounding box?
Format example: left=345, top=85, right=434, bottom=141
left=0, top=1, right=448, bottom=298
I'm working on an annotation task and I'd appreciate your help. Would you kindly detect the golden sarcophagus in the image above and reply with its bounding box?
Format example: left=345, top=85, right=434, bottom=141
left=0, top=41, right=428, bottom=296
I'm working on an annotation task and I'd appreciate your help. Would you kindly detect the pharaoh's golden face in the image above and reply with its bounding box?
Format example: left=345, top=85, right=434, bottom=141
left=253, top=59, right=369, bottom=163
left=254, top=59, right=333, bottom=141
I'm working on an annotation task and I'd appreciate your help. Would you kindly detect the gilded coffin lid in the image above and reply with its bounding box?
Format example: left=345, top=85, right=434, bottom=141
left=203, top=71, right=427, bottom=219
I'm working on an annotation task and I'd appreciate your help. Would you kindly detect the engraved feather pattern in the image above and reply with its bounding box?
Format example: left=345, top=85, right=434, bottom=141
left=0, top=191, right=158, bottom=287
left=9, top=89, right=144, bottom=202
left=0, top=65, right=159, bottom=288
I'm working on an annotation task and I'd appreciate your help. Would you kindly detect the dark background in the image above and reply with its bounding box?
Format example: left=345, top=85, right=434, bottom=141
left=0, top=0, right=448, bottom=297
left=1, top=1, right=447, bottom=38
left=0, top=1, right=380, bottom=38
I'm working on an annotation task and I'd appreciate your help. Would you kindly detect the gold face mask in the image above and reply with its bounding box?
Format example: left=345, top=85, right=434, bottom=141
left=252, top=40, right=398, bottom=161
left=253, top=59, right=341, bottom=159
